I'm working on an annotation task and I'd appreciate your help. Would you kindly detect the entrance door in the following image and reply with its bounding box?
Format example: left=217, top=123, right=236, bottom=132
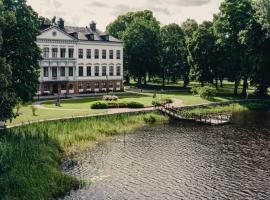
left=53, top=84, right=59, bottom=94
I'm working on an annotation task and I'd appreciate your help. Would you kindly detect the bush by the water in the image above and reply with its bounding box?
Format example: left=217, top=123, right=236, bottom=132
left=126, top=101, right=144, bottom=108
left=152, top=98, right=173, bottom=106
left=191, top=86, right=201, bottom=95
left=91, top=101, right=108, bottom=109
left=103, top=95, right=119, bottom=101
left=91, top=101, right=144, bottom=109
left=199, top=86, right=217, bottom=99
left=143, top=114, right=157, bottom=124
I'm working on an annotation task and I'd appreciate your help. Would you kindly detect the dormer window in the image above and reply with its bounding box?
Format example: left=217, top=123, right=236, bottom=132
left=52, top=31, right=57, bottom=37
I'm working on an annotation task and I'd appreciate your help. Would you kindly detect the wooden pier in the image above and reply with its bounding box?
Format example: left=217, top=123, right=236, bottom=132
left=156, top=105, right=231, bottom=126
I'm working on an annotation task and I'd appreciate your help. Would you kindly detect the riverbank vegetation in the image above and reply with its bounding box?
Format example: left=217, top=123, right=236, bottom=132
left=0, top=112, right=168, bottom=199
left=182, top=102, right=270, bottom=115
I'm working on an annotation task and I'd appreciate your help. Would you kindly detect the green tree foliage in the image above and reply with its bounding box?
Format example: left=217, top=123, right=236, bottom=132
left=107, top=10, right=160, bottom=85
left=160, top=23, right=185, bottom=87
left=0, top=0, right=41, bottom=121
left=188, top=21, right=218, bottom=86
left=181, top=19, right=198, bottom=88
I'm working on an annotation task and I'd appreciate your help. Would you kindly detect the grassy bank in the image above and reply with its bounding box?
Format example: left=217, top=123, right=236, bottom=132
left=0, top=112, right=168, bottom=200
left=182, top=102, right=270, bottom=115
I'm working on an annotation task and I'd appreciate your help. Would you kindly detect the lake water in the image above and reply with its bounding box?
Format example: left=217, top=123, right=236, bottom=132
left=62, top=111, right=270, bottom=200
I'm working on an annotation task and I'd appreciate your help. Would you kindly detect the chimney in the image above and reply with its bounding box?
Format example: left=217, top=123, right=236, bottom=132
left=90, top=21, right=96, bottom=31
left=58, top=18, right=65, bottom=30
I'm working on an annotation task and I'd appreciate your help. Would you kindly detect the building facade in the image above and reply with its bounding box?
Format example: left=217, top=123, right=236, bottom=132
left=37, top=19, right=123, bottom=95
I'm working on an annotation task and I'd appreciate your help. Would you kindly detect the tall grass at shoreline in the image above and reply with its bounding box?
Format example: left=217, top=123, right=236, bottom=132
left=0, top=112, right=168, bottom=200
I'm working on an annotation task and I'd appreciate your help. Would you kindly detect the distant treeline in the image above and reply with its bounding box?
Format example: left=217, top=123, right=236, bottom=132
left=106, top=0, right=270, bottom=97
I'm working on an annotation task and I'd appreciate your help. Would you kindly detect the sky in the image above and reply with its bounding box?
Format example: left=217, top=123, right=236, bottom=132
left=27, top=0, right=223, bottom=31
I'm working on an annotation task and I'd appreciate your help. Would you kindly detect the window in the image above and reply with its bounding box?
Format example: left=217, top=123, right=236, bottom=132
left=44, top=84, right=49, bottom=91
left=68, top=67, right=73, bottom=76
left=94, top=66, right=99, bottom=76
left=78, top=82, right=83, bottom=90
left=116, top=50, right=121, bottom=59
left=68, top=48, right=74, bottom=58
left=69, top=84, right=74, bottom=90
left=52, top=67, right=57, bottom=78
left=43, top=67, right=48, bottom=77
left=102, top=66, right=107, bottom=76
left=116, top=65, right=121, bottom=76
left=43, top=48, right=49, bottom=58
left=87, top=49, right=91, bottom=59
left=60, top=67, right=65, bottom=77
left=61, top=84, right=66, bottom=90
left=60, top=48, right=66, bottom=58
left=109, top=66, right=114, bottom=76
left=95, top=82, right=99, bottom=89
left=109, top=50, right=114, bottom=59
left=87, top=66, right=91, bottom=76
left=78, top=49, right=83, bottom=59
left=109, top=82, right=113, bottom=88
left=86, top=82, right=91, bottom=89
left=79, top=66, right=84, bottom=76
left=102, top=50, right=106, bottom=59
left=94, top=49, right=99, bottom=59
left=52, top=48, right=58, bottom=58
left=102, top=82, right=106, bottom=88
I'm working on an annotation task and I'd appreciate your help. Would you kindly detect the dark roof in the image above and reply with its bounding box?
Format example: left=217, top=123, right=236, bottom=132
left=41, top=24, right=122, bottom=43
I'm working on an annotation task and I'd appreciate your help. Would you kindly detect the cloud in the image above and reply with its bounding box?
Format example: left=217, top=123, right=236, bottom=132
left=90, top=1, right=111, bottom=8
left=149, top=0, right=211, bottom=7
left=52, top=0, right=62, bottom=9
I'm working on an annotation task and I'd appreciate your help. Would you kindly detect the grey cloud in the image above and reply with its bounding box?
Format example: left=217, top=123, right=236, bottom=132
left=90, top=1, right=111, bottom=8
left=149, top=0, right=211, bottom=7
left=52, top=0, right=63, bottom=9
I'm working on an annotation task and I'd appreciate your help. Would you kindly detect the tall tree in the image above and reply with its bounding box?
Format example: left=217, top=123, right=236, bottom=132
left=0, top=0, right=17, bottom=121
left=2, top=0, right=41, bottom=103
left=160, top=23, right=185, bottom=87
left=188, top=21, right=217, bottom=86
left=181, top=19, right=198, bottom=88
left=107, top=10, right=160, bottom=85
left=215, top=0, right=255, bottom=96
left=123, top=18, right=160, bottom=85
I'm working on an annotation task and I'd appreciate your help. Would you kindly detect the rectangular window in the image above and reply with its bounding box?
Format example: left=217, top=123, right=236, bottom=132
left=79, top=66, right=84, bottom=77
left=78, top=49, right=83, bottom=59
left=44, top=84, right=49, bottom=91
left=109, top=66, right=114, bottom=76
left=52, top=48, right=58, bottom=58
left=87, top=66, right=91, bottom=76
left=43, top=48, right=49, bottom=58
left=68, top=48, right=74, bottom=58
left=102, top=66, right=107, bottom=76
left=87, top=49, right=91, bottom=59
left=94, top=66, right=99, bottom=76
left=86, top=82, right=91, bottom=89
left=78, top=82, right=83, bottom=90
left=109, top=82, right=113, bottom=88
left=95, top=49, right=99, bottom=59
left=102, top=82, right=106, bottom=88
left=109, top=50, right=113, bottom=59
left=61, top=84, right=66, bottom=90
left=116, top=50, right=121, bottom=59
left=68, top=67, right=73, bottom=76
left=60, top=67, right=65, bottom=77
left=69, top=84, right=74, bottom=90
left=60, top=48, right=66, bottom=58
left=116, top=66, right=121, bottom=76
left=95, top=82, right=99, bottom=89
left=52, top=67, right=57, bottom=79
left=43, top=67, right=48, bottom=77
left=102, top=50, right=106, bottom=59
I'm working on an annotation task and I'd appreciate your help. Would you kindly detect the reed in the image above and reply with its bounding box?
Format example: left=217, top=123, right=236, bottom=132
left=0, top=112, right=168, bottom=199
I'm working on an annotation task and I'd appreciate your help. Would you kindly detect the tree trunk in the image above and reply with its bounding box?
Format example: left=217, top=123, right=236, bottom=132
left=143, top=73, right=147, bottom=86
left=241, top=77, right=248, bottom=98
left=137, top=77, right=142, bottom=86
left=183, top=76, right=189, bottom=88
left=234, top=80, right=239, bottom=96
left=162, top=71, right=165, bottom=88
left=220, top=78, right=223, bottom=88
left=215, top=78, right=219, bottom=89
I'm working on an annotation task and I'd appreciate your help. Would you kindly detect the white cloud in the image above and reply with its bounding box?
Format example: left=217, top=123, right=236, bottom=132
left=27, top=0, right=223, bottom=30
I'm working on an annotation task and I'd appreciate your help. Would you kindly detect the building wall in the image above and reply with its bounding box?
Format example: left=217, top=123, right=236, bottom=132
left=36, top=27, right=124, bottom=95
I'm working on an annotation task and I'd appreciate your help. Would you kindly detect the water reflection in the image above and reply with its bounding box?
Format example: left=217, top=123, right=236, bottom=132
left=62, top=111, right=270, bottom=200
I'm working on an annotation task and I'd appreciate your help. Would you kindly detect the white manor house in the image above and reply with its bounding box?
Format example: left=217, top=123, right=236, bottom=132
left=37, top=18, right=123, bottom=95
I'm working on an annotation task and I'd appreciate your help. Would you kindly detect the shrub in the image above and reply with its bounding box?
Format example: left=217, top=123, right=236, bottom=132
left=143, top=114, right=156, bottom=124
left=107, top=102, right=119, bottom=108
left=31, top=105, right=37, bottom=116
left=126, top=101, right=144, bottom=108
left=152, top=98, right=173, bottom=106
left=102, top=95, right=119, bottom=101
left=191, top=86, right=201, bottom=95
left=118, top=102, right=128, bottom=108
left=199, top=86, right=217, bottom=99
left=91, top=101, right=108, bottom=109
